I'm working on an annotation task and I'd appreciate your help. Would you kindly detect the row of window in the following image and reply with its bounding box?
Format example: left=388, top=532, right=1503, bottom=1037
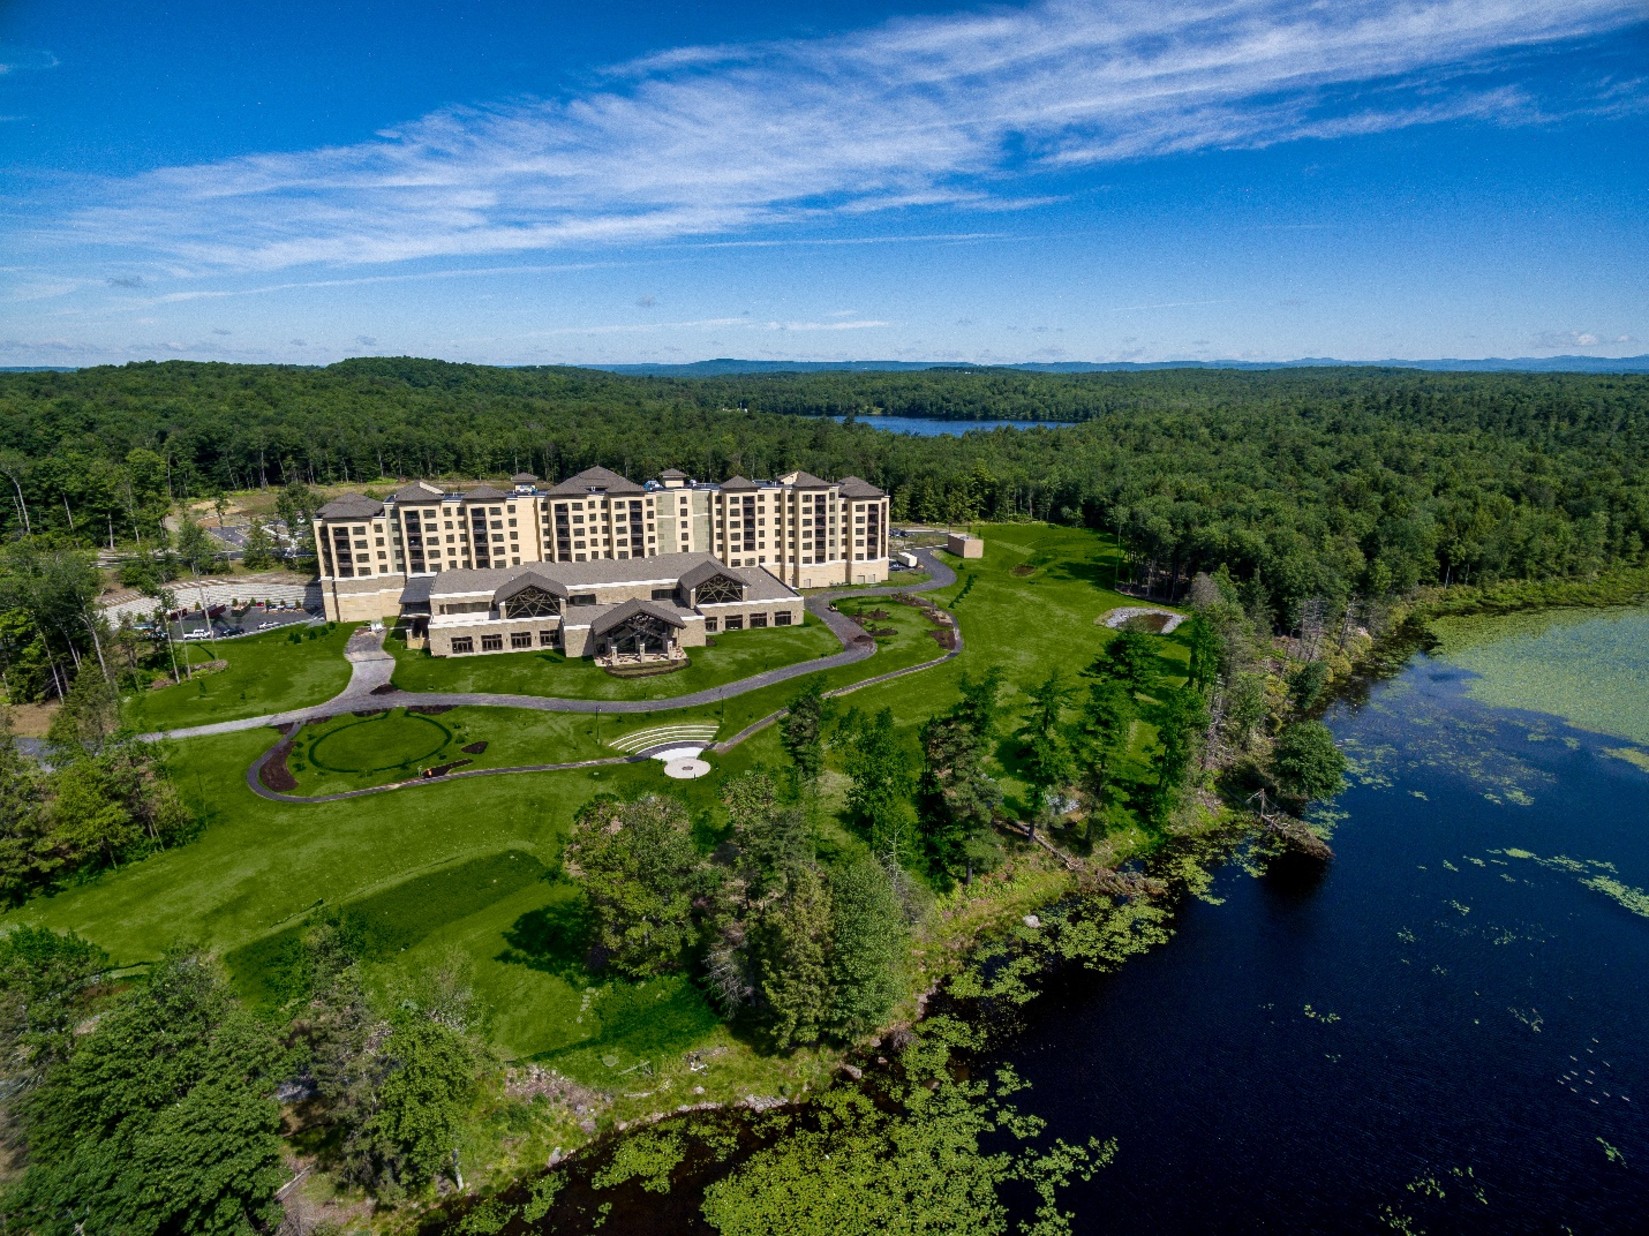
left=445, top=610, right=795, bottom=654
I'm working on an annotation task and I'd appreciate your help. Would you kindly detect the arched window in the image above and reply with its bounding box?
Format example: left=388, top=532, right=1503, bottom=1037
left=504, top=586, right=561, bottom=619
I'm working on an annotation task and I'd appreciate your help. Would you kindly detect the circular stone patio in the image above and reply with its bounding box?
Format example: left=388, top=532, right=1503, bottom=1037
left=663, top=756, right=711, bottom=780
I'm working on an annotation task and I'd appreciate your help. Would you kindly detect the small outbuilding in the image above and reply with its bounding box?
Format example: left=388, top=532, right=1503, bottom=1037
left=946, top=532, right=984, bottom=559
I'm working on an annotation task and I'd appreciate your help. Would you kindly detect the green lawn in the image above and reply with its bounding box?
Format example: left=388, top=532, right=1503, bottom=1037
left=13, top=524, right=1187, bottom=1077
left=387, top=611, right=843, bottom=700
left=124, top=623, right=355, bottom=730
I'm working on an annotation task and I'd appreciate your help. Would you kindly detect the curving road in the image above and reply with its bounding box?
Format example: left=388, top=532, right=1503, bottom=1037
left=145, top=549, right=958, bottom=741
left=239, top=549, right=964, bottom=803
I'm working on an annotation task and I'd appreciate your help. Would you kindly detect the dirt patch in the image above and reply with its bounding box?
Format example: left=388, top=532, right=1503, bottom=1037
left=259, top=741, right=299, bottom=793
left=1011, top=564, right=1037, bottom=577
left=351, top=708, right=387, bottom=719
left=425, top=758, right=473, bottom=778
left=461, top=740, right=488, bottom=755
left=369, top=683, right=397, bottom=695
left=2, top=700, right=59, bottom=738
left=1097, top=606, right=1185, bottom=634
left=864, top=607, right=892, bottom=620
left=865, top=625, right=897, bottom=638
left=408, top=704, right=454, bottom=715
left=928, top=627, right=958, bottom=650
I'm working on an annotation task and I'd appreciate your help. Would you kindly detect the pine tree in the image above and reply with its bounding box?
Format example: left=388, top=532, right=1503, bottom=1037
left=827, top=857, right=905, bottom=1039
left=758, top=864, right=833, bottom=1049
left=778, top=680, right=828, bottom=796
left=916, top=713, right=1000, bottom=883
left=1016, top=672, right=1074, bottom=826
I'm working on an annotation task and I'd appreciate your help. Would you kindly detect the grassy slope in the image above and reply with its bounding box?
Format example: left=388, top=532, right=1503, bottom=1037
left=10, top=525, right=1182, bottom=1086
left=387, top=612, right=843, bottom=699
left=123, top=623, right=356, bottom=730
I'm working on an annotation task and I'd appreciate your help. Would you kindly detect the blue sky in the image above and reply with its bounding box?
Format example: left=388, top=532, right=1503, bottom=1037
left=3, top=0, right=1645, bottom=366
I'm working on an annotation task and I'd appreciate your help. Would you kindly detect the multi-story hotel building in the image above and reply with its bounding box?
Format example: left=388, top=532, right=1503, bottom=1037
left=313, top=466, right=890, bottom=624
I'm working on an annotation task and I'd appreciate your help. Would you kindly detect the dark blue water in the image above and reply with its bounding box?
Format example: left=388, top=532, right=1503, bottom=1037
left=832, top=414, right=1070, bottom=436
left=1005, top=656, right=1649, bottom=1233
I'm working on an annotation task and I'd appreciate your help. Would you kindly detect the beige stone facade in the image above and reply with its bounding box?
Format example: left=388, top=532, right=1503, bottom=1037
left=313, top=466, right=889, bottom=623
left=417, top=554, right=803, bottom=662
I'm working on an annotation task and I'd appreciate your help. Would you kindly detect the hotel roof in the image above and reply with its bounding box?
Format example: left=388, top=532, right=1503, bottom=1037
left=317, top=493, right=384, bottom=520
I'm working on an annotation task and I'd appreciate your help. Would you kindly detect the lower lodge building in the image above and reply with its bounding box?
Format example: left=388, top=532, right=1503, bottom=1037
left=313, top=466, right=890, bottom=660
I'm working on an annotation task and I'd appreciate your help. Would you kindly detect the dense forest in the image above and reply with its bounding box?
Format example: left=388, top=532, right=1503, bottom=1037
left=2, top=359, right=1646, bottom=628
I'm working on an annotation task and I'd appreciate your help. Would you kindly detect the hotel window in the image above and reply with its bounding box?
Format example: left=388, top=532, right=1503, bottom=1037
left=751, top=612, right=768, bottom=628
left=481, top=633, right=503, bottom=652
left=775, top=611, right=793, bottom=625
left=725, top=615, right=744, bottom=631
left=704, top=616, right=718, bottom=633
left=451, top=636, right=474, bottom=654
left=539, top=630, right=558, bottom=647
left=511, top=631, right=533, bottom=650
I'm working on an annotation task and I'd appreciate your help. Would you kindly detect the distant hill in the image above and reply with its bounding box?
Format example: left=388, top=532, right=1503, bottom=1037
left=596, top=355, right=1649, bottom=377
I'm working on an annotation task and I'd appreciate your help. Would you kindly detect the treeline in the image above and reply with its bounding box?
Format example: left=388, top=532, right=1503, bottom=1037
left=0, top=673, right=194, bottom=903
left=3, top=358, right=1647, bottom=628
left=0, top=917, right=488, bottom=1230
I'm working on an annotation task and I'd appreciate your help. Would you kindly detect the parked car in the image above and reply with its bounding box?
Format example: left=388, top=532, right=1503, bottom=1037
left=181, top=629, right=212, bottom=641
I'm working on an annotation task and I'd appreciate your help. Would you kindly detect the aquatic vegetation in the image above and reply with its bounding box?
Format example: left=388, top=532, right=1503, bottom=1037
left=1301, top=1004, right=1341, bottom=1024
left=1597, top=1137, right=1626, bottom=1166
left=591, top=1129, right=686, bottom=1193
left=1580, top=876, right=1649, bottom=919
left=1447, top=900, right=1471, bottom=916
left=1430, top=607, right=1649, bottom=745
left=1492, top=848, right=1646, bottom=918
left=1507, top=1007, right=1544, bottom=1033
left=1604, top=746, right=1649, bottom=774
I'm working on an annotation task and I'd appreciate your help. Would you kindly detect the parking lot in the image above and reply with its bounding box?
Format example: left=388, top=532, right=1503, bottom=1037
left=162, top=603, right=321, bottom=643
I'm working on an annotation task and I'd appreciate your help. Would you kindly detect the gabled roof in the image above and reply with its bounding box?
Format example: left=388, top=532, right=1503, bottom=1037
left=678, top=558, right=745, bottom=596
left=837, top=475, right=886, bottom=498
left=318, top=493, right=383, bottom=520
left=391, top=480, right=444, bottom=504
left=590, top=597, right=686, bottom=637
left=510, top=472, right=539, bottom=484
left=546, top=465, right=645, bottom=497
left=493, top=571, right=570, bottom=605
left=659, top=468, right=688, bottom=479
left=719, top=474, right=760, bottom=491
left=779, top=469, right=831, bottom=489
left=461, top=484, right=511, bottom=502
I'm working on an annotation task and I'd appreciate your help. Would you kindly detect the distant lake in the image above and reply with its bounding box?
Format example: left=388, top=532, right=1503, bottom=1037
left=832, top=415, right=1071, bottom=436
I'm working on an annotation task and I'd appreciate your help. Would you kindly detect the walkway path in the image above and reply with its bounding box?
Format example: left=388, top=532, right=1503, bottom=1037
left=145, top=549, right=959, bottom=741
left=231, top=550, right=966, bottom=804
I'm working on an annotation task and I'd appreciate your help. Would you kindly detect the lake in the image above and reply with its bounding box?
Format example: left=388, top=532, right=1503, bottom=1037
left=832, top=414, right=1071, bottom=436
left=1000, top=607, right=1649, bottom=1233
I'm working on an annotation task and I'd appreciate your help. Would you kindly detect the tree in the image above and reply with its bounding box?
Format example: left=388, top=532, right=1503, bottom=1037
left=1091, top=628, right=1155, bottom=693
left=46, top=667, right=122, bottom=759
left=566, top=795, right=706, bottom=978
left=7, top=950, right=287, bottom=1236
left=952, top=666, right=1003, bottom=740
left=0, top=926, right=109, bottom=1093
left=915, top=713, right=1000, bottom=883
left=841, top=708, right=916, bottom=862
left=1288, top=660, right=1331, bottom=713
left=275, top=480, right=320, bottom=562
left=1016, top=672, right=1074, bottom=826
left=0, top=717, right=55, bottom=901
left=779, top=680, right=828, bottom=797
left=173, top=512, right=218, bottom=575
left=241, top=516, right=277, bottom=570
left=724, top=770, right=809, bottom=897
left=1147, top=687, right=1209, bottom=823
left=756, top=864, right=833, bottom=1049
left=1271, top=720, right=1348, bottom=804
left=1074, top=677, right=1135, bottom=800
left=827, top=857, right=905, bottom=1039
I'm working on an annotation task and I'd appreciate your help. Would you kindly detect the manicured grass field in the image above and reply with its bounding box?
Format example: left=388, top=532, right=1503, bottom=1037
left=123, top=623, right=355, bottom=730
left=387, top=611, right=843, bottom=700
left=12, top=524, right=1188, bottom=1081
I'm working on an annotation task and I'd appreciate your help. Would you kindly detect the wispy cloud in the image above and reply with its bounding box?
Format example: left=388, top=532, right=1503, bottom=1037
left=1530, top=328, right=1638, bottom=350
left=53, top=0, right=1647, bottom=273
